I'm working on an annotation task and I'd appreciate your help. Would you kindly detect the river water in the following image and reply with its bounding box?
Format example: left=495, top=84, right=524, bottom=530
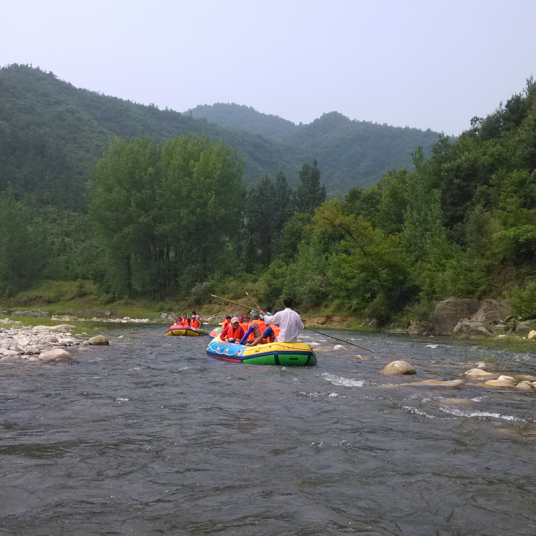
left=1, top=324, right=536, bottom=535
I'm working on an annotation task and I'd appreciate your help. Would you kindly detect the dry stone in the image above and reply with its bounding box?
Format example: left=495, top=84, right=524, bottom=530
left=432, top=298, right=480, bottom=335
left=407, top=321, right=432, bottom=335
left=453, top=319, right=491, bottom=337
left=471, top=299, right=510, bottom=323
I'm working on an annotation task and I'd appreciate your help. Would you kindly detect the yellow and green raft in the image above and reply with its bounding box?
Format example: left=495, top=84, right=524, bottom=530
left=207, top=336, right=316, bottom=366
left=165, top=324, right=209, bottom=337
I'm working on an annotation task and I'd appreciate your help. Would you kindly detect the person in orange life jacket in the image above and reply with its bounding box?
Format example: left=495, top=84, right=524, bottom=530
left=236, top=313, right=249, bottom=333
left=220, top=317, right=244, bottom=343
left=191, top=311, right=202, bottom=329
left=239, top=311, right=267, bottom=345
left=263, top=297, right=303, bottom=342
left=179, top=314, right=190, bottom=327
left=221, top=315, right=232, bottom=329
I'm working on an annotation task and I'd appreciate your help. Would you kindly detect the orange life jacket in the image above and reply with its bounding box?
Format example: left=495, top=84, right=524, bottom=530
left=191, top=317, right=201, bottom=329
left=221, top=319, right=231, bottom=329
left=247, top=320, right=267, bottom=341
left=266, top=324, right=281, bottom=342
left=180, top=318, right=190, bottom=327
left=222, top=325, right=243, bottom=341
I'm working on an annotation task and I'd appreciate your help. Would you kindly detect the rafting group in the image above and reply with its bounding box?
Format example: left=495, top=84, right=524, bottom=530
left=166, top=298, right=317, bottom=366
left=165, top=311, right=209, bottom=337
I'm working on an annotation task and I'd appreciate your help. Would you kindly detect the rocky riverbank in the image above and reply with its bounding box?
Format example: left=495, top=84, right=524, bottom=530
left=0, top=319, right=110, bottom=362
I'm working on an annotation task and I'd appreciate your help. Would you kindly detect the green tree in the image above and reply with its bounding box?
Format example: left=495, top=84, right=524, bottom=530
left=89, top=137, right=161, bottom=296
left=0, top=192, right=45, bottom=295
left=242, top=171, right=292, bottom=270
left=292, top=160, right=326, bottom=214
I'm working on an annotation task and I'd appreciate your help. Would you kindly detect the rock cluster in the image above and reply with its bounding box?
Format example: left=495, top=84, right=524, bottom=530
left=408, top=297, right=533, bottom=338
left=0, top=319, right=110, bottom=362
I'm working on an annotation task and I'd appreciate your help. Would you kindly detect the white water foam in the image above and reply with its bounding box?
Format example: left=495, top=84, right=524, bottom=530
left=322, top=373, right=365, bottom=387
left=439, top=406, right=521, bottom=422
left=402, top=405, right=437, bottom=419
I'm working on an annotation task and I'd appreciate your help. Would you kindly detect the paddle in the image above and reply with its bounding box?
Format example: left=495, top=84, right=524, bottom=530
left=245, top=291, right=262, bottom=313
left=211, top=294, right=251, bottom=311
left=304, top=326, right=374, bottom=353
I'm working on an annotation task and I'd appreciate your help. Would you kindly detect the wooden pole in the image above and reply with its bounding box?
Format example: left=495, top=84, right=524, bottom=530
left=304, top=326, right=374, bottom=352
left=211, top=294, right=250, bottom=311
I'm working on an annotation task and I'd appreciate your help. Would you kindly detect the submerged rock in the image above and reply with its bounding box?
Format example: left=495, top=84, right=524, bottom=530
left=437, top=397, right=475, bottom=406
left=402, top=379, right=464, bottom=387
left=381, top=361, right=416, bottom=375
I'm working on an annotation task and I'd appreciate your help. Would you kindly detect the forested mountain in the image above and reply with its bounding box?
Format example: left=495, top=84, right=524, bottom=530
left=1, top=61, right=536, bottom=323
left=0, top=65, right=442, bottom=210
left=0, top=64, right=307, bottom=208
left=189, top=104, right=442, bottom=192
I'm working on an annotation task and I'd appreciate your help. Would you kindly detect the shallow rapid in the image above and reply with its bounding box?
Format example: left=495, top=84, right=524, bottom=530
left=1, top=325, right=536, bottom=535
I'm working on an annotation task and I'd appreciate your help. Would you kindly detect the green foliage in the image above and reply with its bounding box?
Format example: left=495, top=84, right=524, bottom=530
left=242, top=171, right=293, bottom=270
left=312, top=201, right=415, bottom=321
left=89, top=135, right=245, bottom=298
left=0, top=192, right=45, bottom=296
left=292, top=161, right=326, bottom=214
left=511, top=281, right=536, bottom=318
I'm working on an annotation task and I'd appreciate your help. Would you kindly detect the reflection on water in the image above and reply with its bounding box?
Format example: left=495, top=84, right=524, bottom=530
left=1, top=325, right=536, bottom=535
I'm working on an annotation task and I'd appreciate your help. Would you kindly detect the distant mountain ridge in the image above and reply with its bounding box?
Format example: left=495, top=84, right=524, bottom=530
left=0, top=64, right=442, bottom=210
left=188, top=103, right=442, bottom=192
left=188, top=103, right=298, bottom=139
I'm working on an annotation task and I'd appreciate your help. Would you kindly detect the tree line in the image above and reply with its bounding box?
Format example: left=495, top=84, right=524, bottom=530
left=1, top=76, right=536, bottom=323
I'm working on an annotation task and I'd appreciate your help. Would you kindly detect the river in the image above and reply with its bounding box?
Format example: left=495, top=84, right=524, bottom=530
left=1, top=324, right=536, bottom=535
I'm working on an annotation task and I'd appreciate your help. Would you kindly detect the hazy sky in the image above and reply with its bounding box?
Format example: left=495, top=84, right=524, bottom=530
left=2, top=0, right=535, bottom=135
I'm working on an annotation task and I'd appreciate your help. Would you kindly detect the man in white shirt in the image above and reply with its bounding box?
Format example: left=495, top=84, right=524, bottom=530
left=264, top=297, right=304, bottom=342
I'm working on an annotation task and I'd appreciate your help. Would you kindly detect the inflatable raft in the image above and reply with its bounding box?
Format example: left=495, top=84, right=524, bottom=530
left=165, top=325, right=209, bottom=337
left=207, top=336, right=317, bottom=366
left=208, top=326, right=223, bottom=341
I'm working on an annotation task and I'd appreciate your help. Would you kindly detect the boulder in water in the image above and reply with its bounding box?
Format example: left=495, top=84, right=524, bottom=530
left=462, top=368, right=495, bottom=378
left=515, top=381, right=534, bottom=390
left=39, top=348, right=74, bottom=361
left=484, top=379, right=514, bottom=387
left=88, top=335, right=109, bottom=345
left=381, top=361, right=416, bottom=375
